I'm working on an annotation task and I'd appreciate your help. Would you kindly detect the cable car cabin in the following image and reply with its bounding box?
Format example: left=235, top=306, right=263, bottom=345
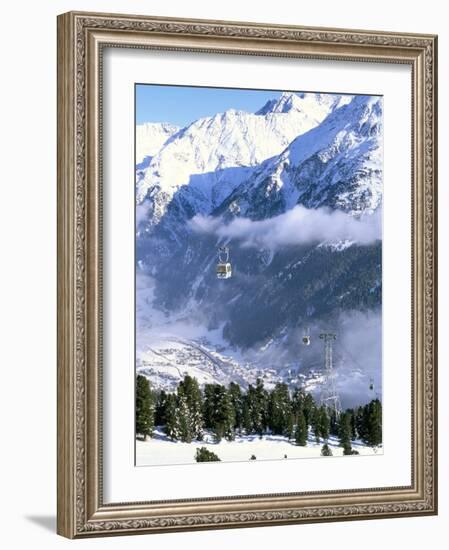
left=216, top=262, right=232, bottom=279
left=302, top=327, right=311, bottom=346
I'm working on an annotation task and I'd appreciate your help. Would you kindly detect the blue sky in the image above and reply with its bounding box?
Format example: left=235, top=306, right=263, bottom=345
left=135, top=84, right=284, bottom=127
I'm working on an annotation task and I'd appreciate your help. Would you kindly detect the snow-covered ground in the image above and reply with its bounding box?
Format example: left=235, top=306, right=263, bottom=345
left=136, top=429, right=382, bottom=466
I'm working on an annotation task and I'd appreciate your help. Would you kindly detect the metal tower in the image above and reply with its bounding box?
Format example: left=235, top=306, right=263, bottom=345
left=319, top=332, right=341, bottom=415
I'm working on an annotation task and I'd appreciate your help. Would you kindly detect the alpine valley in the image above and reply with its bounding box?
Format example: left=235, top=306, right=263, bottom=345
left=135, top=91, right=383, bottom=412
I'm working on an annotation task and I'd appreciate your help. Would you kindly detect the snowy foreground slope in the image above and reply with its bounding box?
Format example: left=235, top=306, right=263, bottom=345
left=137, top=430, right=381, bottom=467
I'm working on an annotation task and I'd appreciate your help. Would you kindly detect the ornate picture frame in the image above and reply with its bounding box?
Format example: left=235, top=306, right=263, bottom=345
left=57, top=11, right=438, bottom=538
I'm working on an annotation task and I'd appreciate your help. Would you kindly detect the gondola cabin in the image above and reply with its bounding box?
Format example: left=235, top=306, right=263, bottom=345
left=216, top=246, right=232, bottom=279
left=216, top=262, right=232, bottom=279
left=302, top=327, right=311, bottom=346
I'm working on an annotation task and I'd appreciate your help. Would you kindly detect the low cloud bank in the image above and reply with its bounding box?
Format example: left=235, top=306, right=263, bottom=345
left=189, top=205, right=381, bottom=250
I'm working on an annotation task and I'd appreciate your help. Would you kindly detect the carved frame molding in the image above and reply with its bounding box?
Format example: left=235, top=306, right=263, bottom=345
left=57, top=11, right=437, bottom=538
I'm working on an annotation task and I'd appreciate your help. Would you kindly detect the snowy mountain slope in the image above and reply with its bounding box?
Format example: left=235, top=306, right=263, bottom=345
left=136, top=92, right=351, bottom=228
left=136, top=334, right=326, bottom=393
left=136, top=121, right=180, bottom=164
left=216, top=95, right=383, bottom=220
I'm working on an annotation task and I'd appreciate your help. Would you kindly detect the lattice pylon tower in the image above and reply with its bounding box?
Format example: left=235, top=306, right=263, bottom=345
left=319, top=332, right=342, bottom=415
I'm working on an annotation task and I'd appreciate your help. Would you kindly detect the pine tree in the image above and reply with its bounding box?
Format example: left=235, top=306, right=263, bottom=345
left=177, top=393, right=193, bottom=443
left=202, top=384, right=235, bottom=442
left=195, top=447, right=221, bottom=462
left=253, top=378, right=268, bottom=436
left=291, top=388, right=305, bottom=424
left=355, top=405, right=367, bottom=441
left=164, top=393, right=179, bottom=441
left=178, top=375, right=203, bottom=440
left=213, top=385, right=235, bottom=442
left=318, top=406, right=330, bottom=442
left=243, top=380, right=267, bottom=436
left=294, top=409, right=308, bottom=446
left=135, top=375, right=155, bottom=440
left=362, top=399, right=382, bottom=447
left=339, top=411, right=353, bottom=455
left=242, top=392, right=253, bottom=434
left=154, top=389, right=168, bottom=427
left=229, top=382, right=244, bottom=432
left=311, top=406, right=321, bottom=444
left=321, top=443, right=333, bottom=456
left=286, top=413, right=294, bottom=439
left=329, top=407, right=339, bottom=437
left=268, top=382, right=292, bottom=436
left=202, top=384, right=216, bottom=430
left=349, top=408, right=357, bottom=440
left=303, top=393, right=316, bottom=427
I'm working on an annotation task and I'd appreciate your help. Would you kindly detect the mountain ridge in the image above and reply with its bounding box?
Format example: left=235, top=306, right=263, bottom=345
left=136, top=92, right=351, bottom=226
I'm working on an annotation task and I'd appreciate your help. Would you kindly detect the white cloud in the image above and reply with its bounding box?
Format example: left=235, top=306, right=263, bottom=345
left=189, top=205, right=381, bottom=250
left=136, top=200, right=152, bottom=228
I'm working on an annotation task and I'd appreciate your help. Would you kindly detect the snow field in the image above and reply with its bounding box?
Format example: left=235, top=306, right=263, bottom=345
left=136, top=429, right=381, bottom=466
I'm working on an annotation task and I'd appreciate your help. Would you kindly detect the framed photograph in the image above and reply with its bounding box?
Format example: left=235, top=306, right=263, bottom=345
left=57, top=11, right=438, bottom=538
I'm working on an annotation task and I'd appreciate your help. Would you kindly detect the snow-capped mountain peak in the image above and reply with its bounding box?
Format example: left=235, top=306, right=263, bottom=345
left=256, top=91, right=352, bottom=118
left=220, top=95, right=383, bottom=219
left=256, top=92, right=305, bottom=115
left=136, top=91, right=348, bottom=226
